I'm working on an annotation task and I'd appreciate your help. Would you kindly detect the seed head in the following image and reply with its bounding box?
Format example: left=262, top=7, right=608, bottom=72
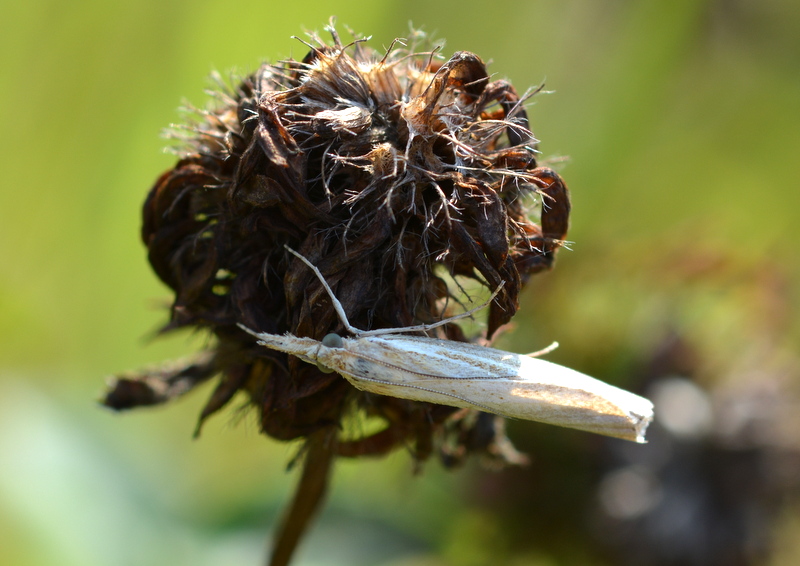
left=105, top=24, right=571, bottom=466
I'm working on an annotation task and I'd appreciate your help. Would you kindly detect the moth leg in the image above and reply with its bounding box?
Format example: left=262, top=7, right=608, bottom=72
left=284, top=244, right=362, bottom=335
left=356, top=281, right=505, bottom=337
left=284, top=244, right=506, bottom=338
left=525, top=341, right=559, bottom=358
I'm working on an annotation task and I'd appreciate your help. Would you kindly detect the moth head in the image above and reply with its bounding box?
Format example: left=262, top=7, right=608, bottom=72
left=317, top=333, right=344, bottom=374
left=322, top=333, right=344, bottom=348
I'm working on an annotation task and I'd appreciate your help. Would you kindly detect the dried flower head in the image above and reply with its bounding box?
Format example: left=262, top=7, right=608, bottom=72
left=104, top=23, right=570, bottom=467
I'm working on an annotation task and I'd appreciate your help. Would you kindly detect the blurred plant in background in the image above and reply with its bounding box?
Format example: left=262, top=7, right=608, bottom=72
left=467, top=240, right=800, bottom=565
left=1, top=1, right=799, bottom=565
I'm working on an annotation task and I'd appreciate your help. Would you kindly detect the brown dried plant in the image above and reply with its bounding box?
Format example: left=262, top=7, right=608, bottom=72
left=103, top=23, right=571, bottom=566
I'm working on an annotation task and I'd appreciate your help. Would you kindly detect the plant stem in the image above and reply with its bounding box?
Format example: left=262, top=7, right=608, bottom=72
left=268, top=429, right=336, bottom=566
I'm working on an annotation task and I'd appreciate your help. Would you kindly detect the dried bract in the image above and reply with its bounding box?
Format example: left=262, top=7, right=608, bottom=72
left=104, top=25, right=571, bottom=466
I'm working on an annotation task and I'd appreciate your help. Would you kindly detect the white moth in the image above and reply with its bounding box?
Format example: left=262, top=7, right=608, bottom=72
left=239, top=247, right=654, bottom=443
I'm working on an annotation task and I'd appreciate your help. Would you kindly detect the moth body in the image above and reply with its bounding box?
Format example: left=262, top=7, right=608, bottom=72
left=240, top=245, right=653, bottom=444
left=248, top=330, right=653, bottom=443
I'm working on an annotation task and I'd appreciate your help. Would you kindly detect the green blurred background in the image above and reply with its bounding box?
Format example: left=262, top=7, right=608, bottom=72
left=2, top=1, right=799, bottom=565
